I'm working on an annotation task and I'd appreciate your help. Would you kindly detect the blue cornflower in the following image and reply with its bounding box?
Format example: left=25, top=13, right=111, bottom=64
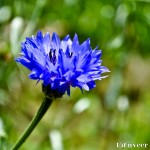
left=15, top=31, right=109, bottom=96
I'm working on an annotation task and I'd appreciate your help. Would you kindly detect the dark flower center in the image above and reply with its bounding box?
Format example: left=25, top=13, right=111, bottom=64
left=49, top=49, right=56, bottom=65
left=70, top=52, right=73, bottom=58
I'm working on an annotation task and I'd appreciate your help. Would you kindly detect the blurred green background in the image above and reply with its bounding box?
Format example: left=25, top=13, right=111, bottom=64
left=0, top=0, right=150, bottom=150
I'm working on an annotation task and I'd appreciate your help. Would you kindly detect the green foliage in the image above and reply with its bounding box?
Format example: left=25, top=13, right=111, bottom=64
left=0, top=0, right=150, bottom=149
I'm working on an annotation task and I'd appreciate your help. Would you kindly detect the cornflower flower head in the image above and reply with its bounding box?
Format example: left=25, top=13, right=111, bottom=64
left=16, top=31, right=109, bottom=96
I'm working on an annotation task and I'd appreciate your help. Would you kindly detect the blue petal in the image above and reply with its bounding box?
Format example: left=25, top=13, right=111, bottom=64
left=77, top=74, right=92, bottom=83
left=82, top=84, right=90, bottom=91
left=100, top=66, right=110, bottom=73
left=80, top=38, right=90, bottom=52
left=63, top=34, right=70, bottom=41
left=28, top=69, right=41, bottom=79
left=36, top=31, right=43, bottom=46
left=61, top=35, right=71, bottom=53
left=15, top=57, right=33, bottom=70
left=87, top=81, right=96, bottom=89
left=43, top=32, right=51, bottom=55
left=26, top=37, right=38, bottom=49
left=76, top=51, right=91, bottom=69
left=58, top=50, right=70, bottom=73
left=51, top=32, right=61, bottom=49
left=72, top=33, right=79, bottom=53
left=63, top=70, right=74, bottom=81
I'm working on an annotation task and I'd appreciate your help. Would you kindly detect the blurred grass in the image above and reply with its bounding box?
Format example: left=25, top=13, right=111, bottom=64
left=0, top=0, right=150, bottom=150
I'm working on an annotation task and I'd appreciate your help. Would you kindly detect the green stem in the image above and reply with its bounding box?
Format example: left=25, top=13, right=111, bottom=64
left=10, top=97, right=53, bottom=150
